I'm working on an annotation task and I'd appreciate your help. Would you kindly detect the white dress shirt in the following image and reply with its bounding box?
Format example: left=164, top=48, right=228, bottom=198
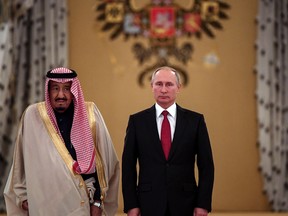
left=155, top=103, right=176, bottom=141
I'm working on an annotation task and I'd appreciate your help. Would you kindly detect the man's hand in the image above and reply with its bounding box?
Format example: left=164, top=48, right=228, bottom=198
left=194, top=207, right=208, bottom=216
left=90, top=204, right=102, bottom=216
left=22, top=200, right=29, bottom=211
left=127, top=207, right=141, bottom=216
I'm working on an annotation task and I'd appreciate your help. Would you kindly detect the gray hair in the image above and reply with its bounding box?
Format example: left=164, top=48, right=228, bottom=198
left=151, top=66, right=181, bottom=86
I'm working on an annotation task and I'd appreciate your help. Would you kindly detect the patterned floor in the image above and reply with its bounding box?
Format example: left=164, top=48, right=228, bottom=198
left=1, top=212, right=288, bottom=216
left=117, top=213, right=287, bottom=216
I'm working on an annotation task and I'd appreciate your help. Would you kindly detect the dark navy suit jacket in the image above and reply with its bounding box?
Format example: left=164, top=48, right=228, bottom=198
left=122, top=104, right=214, bottom=216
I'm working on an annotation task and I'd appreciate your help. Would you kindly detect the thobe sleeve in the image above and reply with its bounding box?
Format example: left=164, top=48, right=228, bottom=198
left=93, top=104, right=120, bottom=216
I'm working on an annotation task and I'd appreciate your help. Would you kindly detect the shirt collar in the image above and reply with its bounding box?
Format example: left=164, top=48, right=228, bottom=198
left=155, top=103, right=176, bottom=118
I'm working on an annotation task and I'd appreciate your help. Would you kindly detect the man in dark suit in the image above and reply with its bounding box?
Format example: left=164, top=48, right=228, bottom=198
left=122, top=66, right=214, bottom=216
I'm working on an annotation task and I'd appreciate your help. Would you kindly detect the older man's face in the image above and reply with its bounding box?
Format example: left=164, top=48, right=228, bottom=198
left=151, top=69, right=180, bottom=109
left=49, top=81, right=73, bottom=113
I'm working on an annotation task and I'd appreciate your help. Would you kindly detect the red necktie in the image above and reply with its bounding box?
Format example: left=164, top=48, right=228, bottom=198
left=161, top=110, right=171, bottom=160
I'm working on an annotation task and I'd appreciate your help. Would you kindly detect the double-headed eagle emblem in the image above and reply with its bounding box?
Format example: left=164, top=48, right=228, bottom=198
left=95, top=0, right=230, bottom=86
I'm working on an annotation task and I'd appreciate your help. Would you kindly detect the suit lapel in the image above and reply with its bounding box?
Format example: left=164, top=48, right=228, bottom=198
left=168, top=105, right=187, bottom=159
left=145, top=105, right=167, bottom=160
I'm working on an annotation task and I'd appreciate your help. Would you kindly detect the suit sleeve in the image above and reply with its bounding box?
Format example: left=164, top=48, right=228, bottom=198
left=122, top=115, right=140, bottom=213
left=196, top=115, right=214, bottom=212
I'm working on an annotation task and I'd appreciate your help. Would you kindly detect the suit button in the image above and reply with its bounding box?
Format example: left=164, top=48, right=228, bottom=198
left=166, top=163, right=170, bottom=167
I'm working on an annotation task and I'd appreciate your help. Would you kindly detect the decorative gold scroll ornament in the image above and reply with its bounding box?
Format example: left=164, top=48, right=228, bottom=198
left=95, top=0, right=230, bottom=87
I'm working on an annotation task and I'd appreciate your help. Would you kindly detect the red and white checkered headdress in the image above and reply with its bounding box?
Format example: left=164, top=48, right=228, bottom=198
left=45, top=67, right=95, bottom=174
